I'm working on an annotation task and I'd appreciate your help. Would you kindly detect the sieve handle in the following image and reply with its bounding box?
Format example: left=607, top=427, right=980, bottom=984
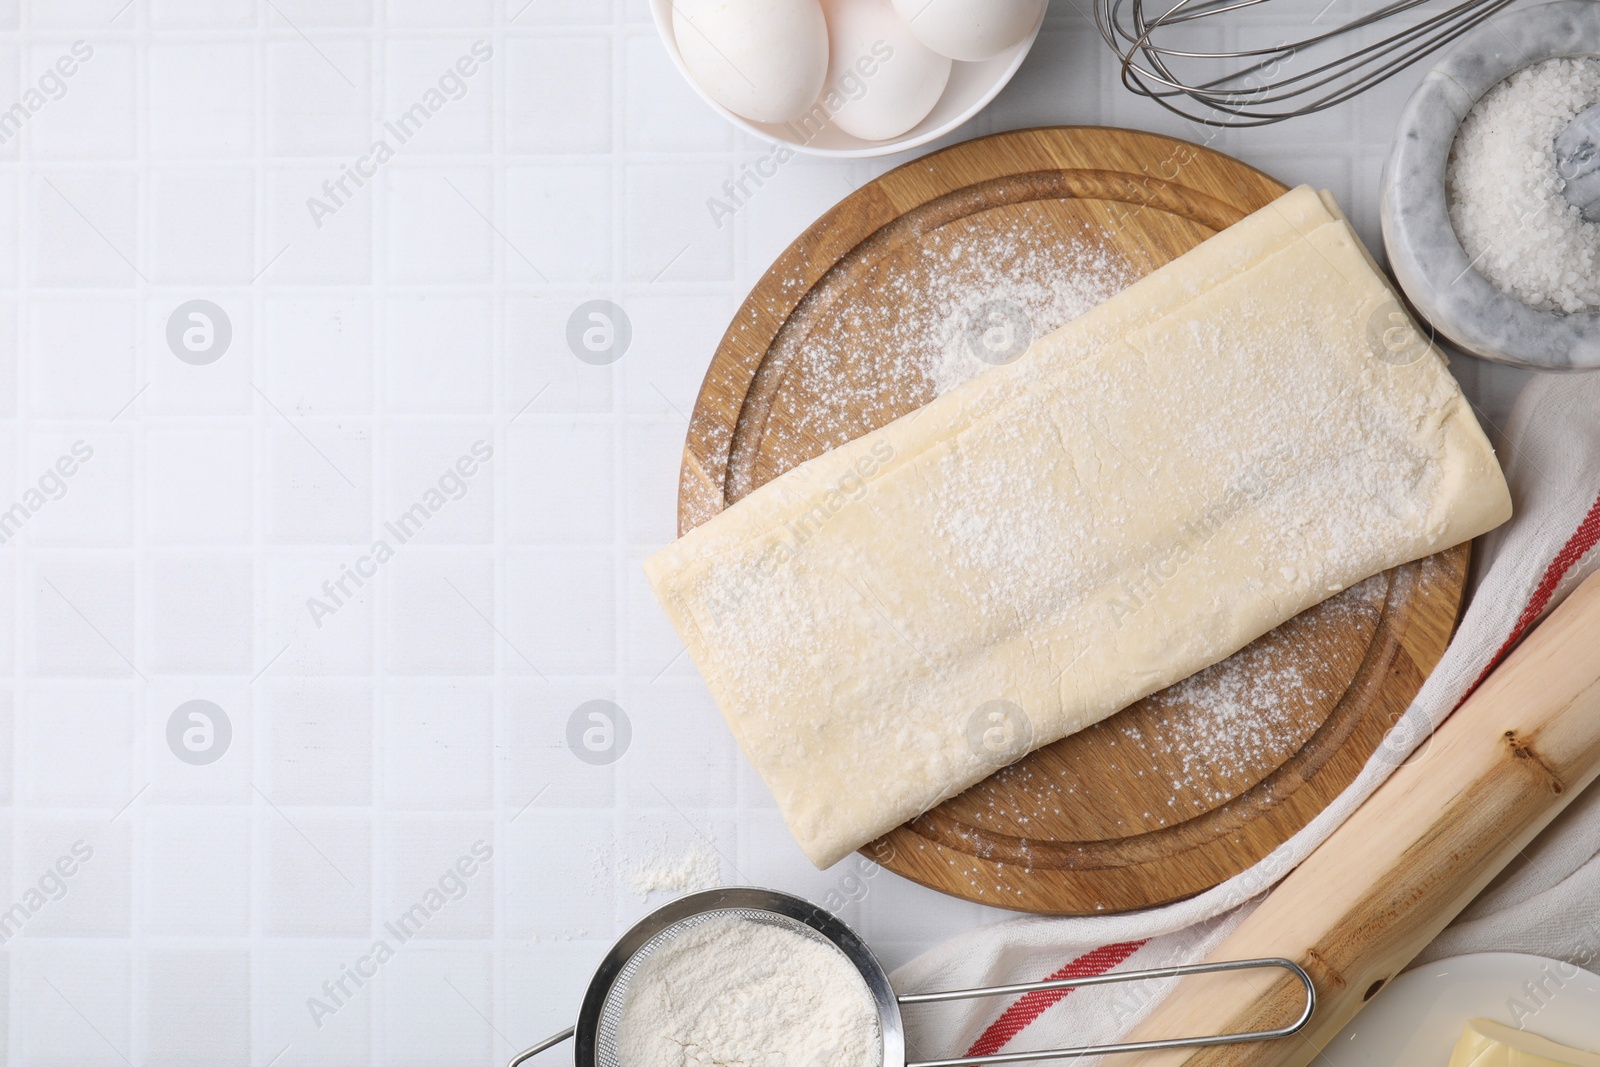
left=508, top=1026, right=575, bottom=1067
left=899, top=957, right=1314, bottom=1067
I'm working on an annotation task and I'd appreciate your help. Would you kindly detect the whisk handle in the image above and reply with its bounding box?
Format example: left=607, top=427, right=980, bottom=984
left=508, top=1026, right=576, bottom=1067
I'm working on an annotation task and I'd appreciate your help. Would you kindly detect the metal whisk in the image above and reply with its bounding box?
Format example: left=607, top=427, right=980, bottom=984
left=1096, top=0, right=1521, bottom=126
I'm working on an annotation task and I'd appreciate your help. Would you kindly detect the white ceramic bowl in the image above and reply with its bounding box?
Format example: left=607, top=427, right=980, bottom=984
left=649, top=0, right=1045, bottom=159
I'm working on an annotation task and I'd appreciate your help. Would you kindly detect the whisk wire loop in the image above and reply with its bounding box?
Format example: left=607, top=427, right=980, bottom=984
left=1096, top=0, right=1521, bottom=125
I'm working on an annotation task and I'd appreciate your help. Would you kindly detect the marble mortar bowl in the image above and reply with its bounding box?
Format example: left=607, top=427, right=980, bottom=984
left=1382, top=0, right=1600, bottom=370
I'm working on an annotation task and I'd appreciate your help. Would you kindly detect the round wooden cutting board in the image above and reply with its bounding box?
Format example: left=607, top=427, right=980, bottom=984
left=675, top=126, right=1469, bottom=915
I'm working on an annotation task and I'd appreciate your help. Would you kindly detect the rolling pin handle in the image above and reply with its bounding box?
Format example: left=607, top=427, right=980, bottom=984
left=900, top=957, right=1315, bottom=1067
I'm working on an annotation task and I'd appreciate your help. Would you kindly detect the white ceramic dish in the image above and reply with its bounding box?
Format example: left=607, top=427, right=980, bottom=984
left=648, top=0, right=1045, bottom=158
left=1321, top=953, right=1600, bottom=1065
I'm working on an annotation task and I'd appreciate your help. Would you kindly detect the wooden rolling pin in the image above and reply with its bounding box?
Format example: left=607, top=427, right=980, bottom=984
left=1121, top=568, right=1600, bottom=1067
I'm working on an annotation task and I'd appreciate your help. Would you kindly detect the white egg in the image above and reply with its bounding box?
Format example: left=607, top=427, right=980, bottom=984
left=891, top=0, right=1046, bottom=62
left=672, top=0, right=830, bottom=125
left=819, top=0, right=951, bottom=141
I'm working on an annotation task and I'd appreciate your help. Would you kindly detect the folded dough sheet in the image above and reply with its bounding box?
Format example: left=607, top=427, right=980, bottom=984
left=645, top=186, right=1512, bottom=868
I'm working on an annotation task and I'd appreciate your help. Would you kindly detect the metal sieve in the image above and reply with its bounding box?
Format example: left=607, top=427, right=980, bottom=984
left=508, top=887, right=1314, bottom=1067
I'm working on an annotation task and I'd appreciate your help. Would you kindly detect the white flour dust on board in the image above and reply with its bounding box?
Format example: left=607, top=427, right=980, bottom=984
left=959, top=574, right=1393, bottom=845
left=1133, top=573, right=1389, bottom=809
left=915, top=227, right=1135, bottom=396
left=784, top=219, right=1136, bottom=448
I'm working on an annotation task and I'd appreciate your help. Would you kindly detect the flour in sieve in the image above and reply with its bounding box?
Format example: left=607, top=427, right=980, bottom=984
left=616, top=914, right=881, bottom=1067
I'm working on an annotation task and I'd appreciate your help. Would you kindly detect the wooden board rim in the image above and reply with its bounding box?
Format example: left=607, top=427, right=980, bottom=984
left=676, top=125, right=1290, bottom=537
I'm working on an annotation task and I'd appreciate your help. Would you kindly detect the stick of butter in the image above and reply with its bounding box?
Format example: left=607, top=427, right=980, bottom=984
left=1450, top=1018, right=1600, bottom=1067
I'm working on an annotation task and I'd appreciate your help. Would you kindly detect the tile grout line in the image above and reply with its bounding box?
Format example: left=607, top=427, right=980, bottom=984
left=606, top=0, right=627, bottom=960
left=250, top=0, right=270, bottom=1054
left=369, top=5, right=388, bottom=1062
left=488, top=0, right=509, bottom=1047
left=129, top=4, right=150, bottom=1062
left=7, top=7, right=25, bottom=1064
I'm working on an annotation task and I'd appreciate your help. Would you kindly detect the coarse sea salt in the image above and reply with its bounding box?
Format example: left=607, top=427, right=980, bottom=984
left=1446, top=56, right=1600, bottom=314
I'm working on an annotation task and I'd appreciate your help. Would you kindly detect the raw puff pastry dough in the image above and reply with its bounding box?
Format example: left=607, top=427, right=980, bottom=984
left=645, top=187, right=1512, bottom=869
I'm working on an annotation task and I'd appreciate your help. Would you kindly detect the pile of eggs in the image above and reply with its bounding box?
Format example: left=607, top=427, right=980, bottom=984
left=672, top=0, right=1046, bottom=142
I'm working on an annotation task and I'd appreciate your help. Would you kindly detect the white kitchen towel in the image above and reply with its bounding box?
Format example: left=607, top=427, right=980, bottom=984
left=890, top=364, right=1600, bottom=1062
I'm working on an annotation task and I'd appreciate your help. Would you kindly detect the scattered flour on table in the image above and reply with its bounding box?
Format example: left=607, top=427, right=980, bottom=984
left=623, top=840, right=722, bottom=898
left=616, top=914, right=881, bottom=1067
left=1447, top=56, right=1600, bottom=313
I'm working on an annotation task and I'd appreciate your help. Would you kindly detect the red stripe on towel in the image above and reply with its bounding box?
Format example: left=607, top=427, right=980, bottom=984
left=1464, top=491, right=1600, bottom=702
left=964, top=940, right=1147, bottom=1058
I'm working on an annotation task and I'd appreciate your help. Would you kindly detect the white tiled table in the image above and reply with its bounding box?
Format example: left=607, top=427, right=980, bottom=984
left=0, top=1, right=1534, bottom=1064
